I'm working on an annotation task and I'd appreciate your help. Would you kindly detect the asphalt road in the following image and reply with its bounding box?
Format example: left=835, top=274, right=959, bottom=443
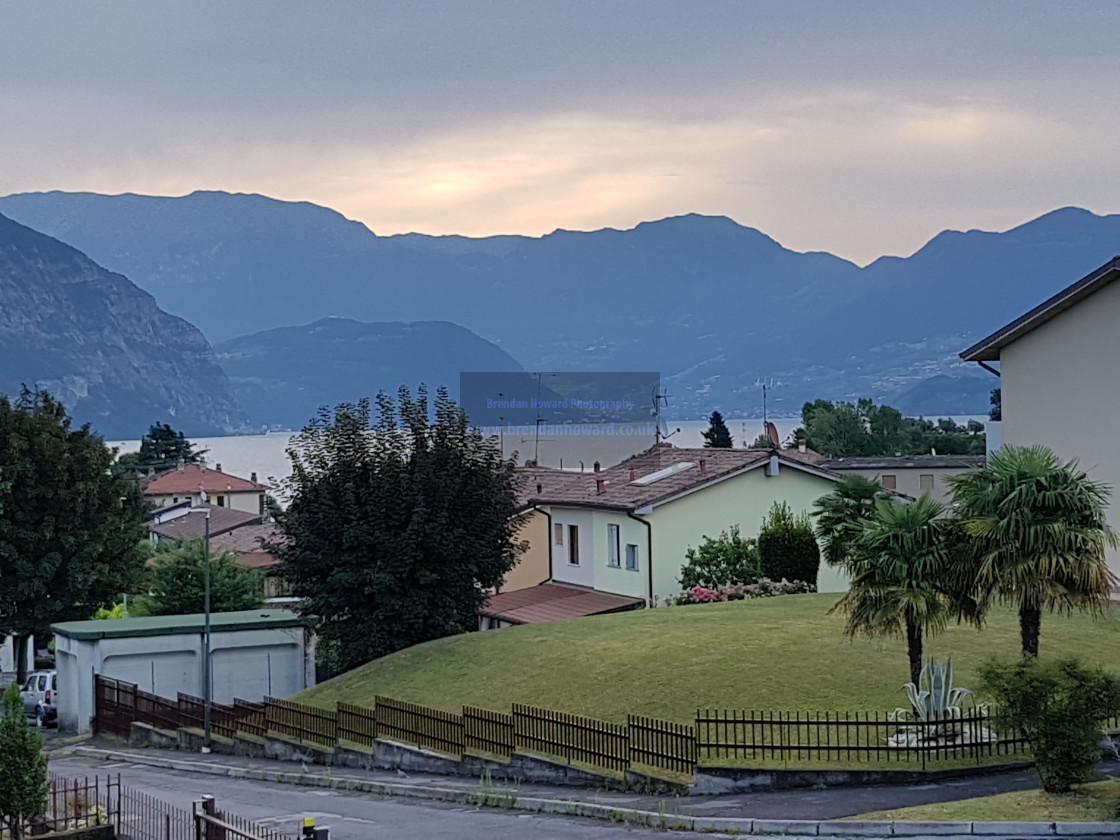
left=50, top=755, right=669, bottom=840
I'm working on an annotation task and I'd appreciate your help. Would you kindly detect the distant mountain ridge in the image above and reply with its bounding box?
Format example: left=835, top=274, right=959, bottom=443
left=0, top=210, right=243, bottom=437
left=215, top=318, right=524, bottom=429
left=3, top=191, right=1118, bottom=418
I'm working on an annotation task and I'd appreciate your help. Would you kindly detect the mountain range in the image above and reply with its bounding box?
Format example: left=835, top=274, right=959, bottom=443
left=2, top=190, right=1119, bottom=432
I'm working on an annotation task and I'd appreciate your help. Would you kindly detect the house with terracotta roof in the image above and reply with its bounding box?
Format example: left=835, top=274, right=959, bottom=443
left=820, top=454, right=985, bottom=505
left=482, top=444, right=845, bottom=628
left=961, top=255, right=1120, bottom=584
left=143, top=462, right=268, bottom=515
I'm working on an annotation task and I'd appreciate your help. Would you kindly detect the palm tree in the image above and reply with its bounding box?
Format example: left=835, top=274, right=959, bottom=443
left=948, top=444, right=1117, bottom=659
left=831, top=495, right=978, bottom=684
left=813, top=474, right=891, bottom=568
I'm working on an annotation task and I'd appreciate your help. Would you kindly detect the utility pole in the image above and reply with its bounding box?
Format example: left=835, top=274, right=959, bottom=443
left=202, top=504, right=212, bottom=753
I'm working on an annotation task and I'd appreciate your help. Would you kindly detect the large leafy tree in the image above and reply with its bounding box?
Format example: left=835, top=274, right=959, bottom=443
left=795, top=398, right=985, bottom=457
left=275, top=386, right=522, bottom=671
left=701, top=411, right=734, bottom=448
left=0, top=684, right=48, bottom=839
left=948, top=445, right=1117, bottom=659
left=145, top=540, right=263, bottom=616
left=116, top=422, right=204, bottom=479
left=830, top=496, right=978, bottom=684
left=0, top=389, right=149, bottom=679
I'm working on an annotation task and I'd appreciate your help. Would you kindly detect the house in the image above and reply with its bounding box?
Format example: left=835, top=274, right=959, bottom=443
left=209, top=523, right=290, bottom=601
left=144, top=462, right=268, bottom=514
left=148, top=505, right=263, bottom=543
left=484, top=444, right=844, bottom=627
left=960, top=255, right=1120, bottom=581
left=820, top=455, right=985, bottom=505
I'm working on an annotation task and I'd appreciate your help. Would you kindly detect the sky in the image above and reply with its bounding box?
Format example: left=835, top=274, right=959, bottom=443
left=2, top=1, right=1119, bottom=265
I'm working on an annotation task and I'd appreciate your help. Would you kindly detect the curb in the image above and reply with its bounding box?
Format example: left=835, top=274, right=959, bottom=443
left=68, top=747, right=1120, bottom=837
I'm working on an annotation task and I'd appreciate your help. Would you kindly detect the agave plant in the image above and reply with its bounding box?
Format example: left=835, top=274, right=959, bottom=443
left=891, top=660, right=975, bottom=725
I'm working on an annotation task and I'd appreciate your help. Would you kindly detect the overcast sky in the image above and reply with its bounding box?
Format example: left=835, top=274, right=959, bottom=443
left=2, top=1, right=1118, bottom=264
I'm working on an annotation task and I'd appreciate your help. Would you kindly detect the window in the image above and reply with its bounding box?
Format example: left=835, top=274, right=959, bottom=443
left=881, top=474, right=897, bottom=490
left=920, top=474, right=934, bottom=491
left=216, top=495, right=226, bottom=507
left=568, top=524, right=580, bottom=565
left=625, top=544, right=639, bottom=571
left=553, top=523, right=564, bottom=546
left=607, top=524, right=620, bottom=567
left=37, top=675, right=46, bottom=691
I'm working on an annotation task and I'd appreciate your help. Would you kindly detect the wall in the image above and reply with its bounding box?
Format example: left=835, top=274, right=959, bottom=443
left=54, top=624, right=314, bottom=733
left=590, top=510, right=650, bottom=600
left=549, top=509, right=595, bottom=588
left=0, top=635, right=34, bottom=673
left=502, top=509, right=551, bottom=591
left=646, top=464, right=847, bottom=599
left=833, top=466, right=976, bottom=505
left=1000, top=278, right=1120, bottom=579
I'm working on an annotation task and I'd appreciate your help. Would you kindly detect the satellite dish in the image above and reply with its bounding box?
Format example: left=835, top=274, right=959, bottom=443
left=766, top=421, right=780, bottom=447
left=658, top=417, right=670, bottom=438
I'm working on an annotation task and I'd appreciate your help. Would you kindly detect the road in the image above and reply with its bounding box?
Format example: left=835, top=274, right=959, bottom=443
left=50, top=755, right=670, bottom=840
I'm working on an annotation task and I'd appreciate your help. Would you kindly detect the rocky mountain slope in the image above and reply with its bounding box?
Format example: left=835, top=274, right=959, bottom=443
left=0, top=211, right=244, bottom=437
left=4, top=192, right=1117, bottom=418
left=215, top=318, right=524, bottom=429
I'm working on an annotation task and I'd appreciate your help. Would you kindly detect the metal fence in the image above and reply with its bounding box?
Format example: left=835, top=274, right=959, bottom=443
left=97, top=674, right=1053, bottom=779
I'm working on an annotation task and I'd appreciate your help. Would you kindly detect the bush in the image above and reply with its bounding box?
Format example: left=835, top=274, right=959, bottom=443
left=666, top=578, right=815, bottom=606
left=758, top=502, right=820, bottom=586
left=979, top=658, right=1120, bottom=792
left=679, top=526, right=761, bottom=588
left=32, top=657, right=54, bottom=671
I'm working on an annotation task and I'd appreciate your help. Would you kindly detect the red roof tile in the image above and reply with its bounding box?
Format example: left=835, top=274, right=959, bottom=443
left=148, top=506, right=262, bottom=540
left=144, top=463, right=266, bottom=495
left=481, top=583, right=644, bottom=625
left=517, top=444, right=836, bottom=511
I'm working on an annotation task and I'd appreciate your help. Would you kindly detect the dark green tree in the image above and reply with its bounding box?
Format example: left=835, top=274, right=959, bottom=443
left=0, top=389, right=149, bottom=680
left=145, top=540, right=263, bottom=616
left=757, top=501, right=821, bottom=586
left=702, top=411, right=734, bottom=448
left=980, top=659, right=1120, bottom=792
left=274, top=386, right=522, bottom=671
left=948, top=445, right=1117, bottom=659
left=812, top=474, right=891, bottom=568
left=800, top=398, right=985, bottom=457
left=117, top=422, right=205, bottom=479
left=989, top=387, right=1002, bottom=421
left=0, top=684, right=48, bottom=839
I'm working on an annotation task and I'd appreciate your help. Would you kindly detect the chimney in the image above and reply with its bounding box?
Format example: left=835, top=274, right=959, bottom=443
left=177, top=458, right=185, bottom=472
left=536, top=482, right=542, bottom=494
left=596, top=478, right=605, bottom=495
left=629, top=469, right=636, bottom=481
left=250, top=472, right=258, bottom=483
left=798, top=442, right=807, bottom=453
left=699, top=459, right=707, bottom=474
left=216, top=463, right=222, bottom=473
left=593, top=461, right=601, bottom=473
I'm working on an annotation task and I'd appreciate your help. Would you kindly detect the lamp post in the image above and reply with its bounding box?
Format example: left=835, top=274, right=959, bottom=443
left=202, top=503, right=212, bottom=752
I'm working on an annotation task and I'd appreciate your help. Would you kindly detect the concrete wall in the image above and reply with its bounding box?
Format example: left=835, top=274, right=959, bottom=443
left=647, top=464, right=848, bottom=598
left=54, top=624, right=315, bottom=733
left=502, top=509, right=551, bottom=592
left=1000, top=277, right=1120, bottom=579
left=549, top=509, right=595, bottom=588
left=149, top=490, right=263, bottom=513
left=0, top=635, right=34, bottom=673
left=832, top=466, right=977, bottom=506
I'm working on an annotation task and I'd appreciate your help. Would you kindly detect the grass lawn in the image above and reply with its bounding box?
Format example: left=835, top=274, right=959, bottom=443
left=296, top=593, right=1120, bottom=724
left=854, top=778, right=1120, bottom=822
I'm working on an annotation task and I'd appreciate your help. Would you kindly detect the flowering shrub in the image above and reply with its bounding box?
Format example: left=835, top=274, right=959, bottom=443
left=665, top=577, right=815, bottom=605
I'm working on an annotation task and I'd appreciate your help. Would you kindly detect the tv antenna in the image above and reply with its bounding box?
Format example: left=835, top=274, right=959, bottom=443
left=755, top=377, right=782, bottom=436
left=651, top=386, right=680, bottom=445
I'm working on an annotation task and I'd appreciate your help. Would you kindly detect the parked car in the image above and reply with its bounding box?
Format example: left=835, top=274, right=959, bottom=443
left=20, top=670, right=57, bottom=727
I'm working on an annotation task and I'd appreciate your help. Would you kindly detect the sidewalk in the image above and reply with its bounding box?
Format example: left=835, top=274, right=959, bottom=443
left=60, top=736, right=1120, bottom=821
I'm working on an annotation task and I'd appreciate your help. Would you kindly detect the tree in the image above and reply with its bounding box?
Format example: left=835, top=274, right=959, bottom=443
left=0, top=389, right=149, bottom=680
left=679, top=526, right=760, bottom=588
left=980, top=659, right=1120, bottom=792
left=145, top=540, right=263, bottom=616
left=948, top=444, right=1117, bottom=659
left=275, top=386, right=522, bottom=671
left=830, top=496, right=977, bottom=684
left=989, top=387, right=1002, bottom=421
left=0, top=684, right=48, bottom=839
left=748, top=433, right=776, bottom=450
left=116, top=422, right=204, bottom=479
left=702, top=411, right=733, bottom=448
left=812, top=474, right=890, bottom=568
left=798, top=398, right=986, bottom=458
left=757, top=502, right=820, bottom=585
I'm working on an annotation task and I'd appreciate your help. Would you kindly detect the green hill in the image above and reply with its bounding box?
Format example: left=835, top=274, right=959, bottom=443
left=296, top=593, right=1120, bottom=723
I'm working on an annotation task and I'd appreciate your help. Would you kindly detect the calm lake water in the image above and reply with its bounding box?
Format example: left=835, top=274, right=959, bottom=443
left=114, top=414, right=985, bottom=489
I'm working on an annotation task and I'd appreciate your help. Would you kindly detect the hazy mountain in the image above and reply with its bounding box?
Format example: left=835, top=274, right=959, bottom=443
left=215, top=318, right=524, bottom=429
left=0, top=211, right=243, bottom=437
left=3, top=191, right=1117, bottom=418
left=892, top=374, right=998, bottom=418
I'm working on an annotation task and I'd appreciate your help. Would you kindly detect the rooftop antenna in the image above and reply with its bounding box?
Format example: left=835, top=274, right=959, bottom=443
left=651, top=385, right=680, bottom=447
left=755, top=377, right=782, bottom=438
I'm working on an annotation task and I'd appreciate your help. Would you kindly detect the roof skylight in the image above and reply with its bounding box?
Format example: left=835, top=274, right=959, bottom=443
left=631, top=462, right=696, bottom=485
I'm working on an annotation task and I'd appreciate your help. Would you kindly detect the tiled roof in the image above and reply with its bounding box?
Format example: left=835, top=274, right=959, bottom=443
left=821, top=455, right=986, bottom=471
left=148, top=506, right=262, bottom=541
left=234, top=552, right=281, bottom=569
left=209, top=523, right=283, bottom=554
left=481, top=583, right=644, bottom=625
left=961, top=256, right=1120, bottom=362
left=517, top=444, right=837, bottom=511
left=144, top=463, right=266, bottom=495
